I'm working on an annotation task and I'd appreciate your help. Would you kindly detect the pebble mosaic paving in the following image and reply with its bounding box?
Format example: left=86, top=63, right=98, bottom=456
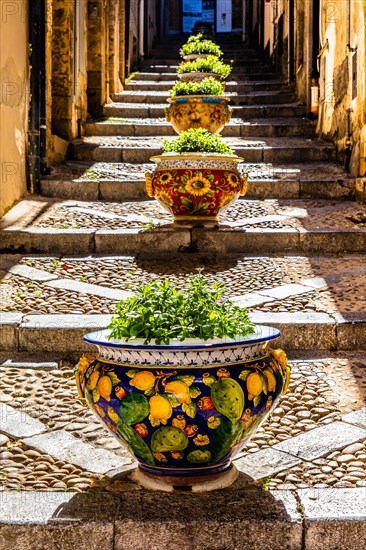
left=11, top=198, right=366, bottom=232
left=1, top=254, right=365, bottom=316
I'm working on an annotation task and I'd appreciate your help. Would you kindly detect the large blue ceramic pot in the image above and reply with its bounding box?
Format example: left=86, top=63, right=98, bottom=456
left=75, top=326, right=290, bottom=478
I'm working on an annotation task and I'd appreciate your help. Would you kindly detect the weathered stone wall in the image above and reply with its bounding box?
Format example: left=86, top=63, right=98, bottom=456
left=51, top=0, right=87, bottom=143
left=316, top=0, right=366, bottom=175
left=0, top=0, right=29, bottom=216
left=87, top=0, right=108, bottom=117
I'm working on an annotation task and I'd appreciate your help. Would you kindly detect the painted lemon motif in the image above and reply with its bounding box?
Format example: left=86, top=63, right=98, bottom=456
left=246, top=372, right=263, bottom=400
left=98, top=376, right=113, bottom=401
left=264, top=370, right=276, bottom=392
left=87, top=371, right=100, bottom=391
left=130, top=371, right=155, bottom=391
left=149, top=395, right=173, bottom=421
left=165, top=381, right=191, bottom=404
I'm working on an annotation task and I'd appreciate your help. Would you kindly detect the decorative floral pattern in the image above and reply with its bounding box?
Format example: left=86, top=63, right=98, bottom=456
left=146, top=166, right=246, bottom=220
left=166, top=95, right=232, bottom=134
left=76, top=341, right=290, bottom=476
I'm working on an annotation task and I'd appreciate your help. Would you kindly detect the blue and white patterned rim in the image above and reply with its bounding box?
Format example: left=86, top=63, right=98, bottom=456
left=83, top=325, right=281, bottom=368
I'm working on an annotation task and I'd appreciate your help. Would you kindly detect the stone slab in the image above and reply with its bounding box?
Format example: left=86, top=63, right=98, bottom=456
left=342, top=408, right=366, bottom=430
left=274, top=421, right=366, bottom=461
left=249, top=311, right=337, bottom=350
left=19, top=314, right=112, bottom=353
left=0, top=524, right=114, bottom=550
left=45, top=278, right=132, bottom=301
left=0, top=229, right=94, bottom=255
left=0, top=403, right=46, bottom=438
left=114, top=487, right=301, bottom=550
left=22, top=430, right=132, bottom=474
left=0, top=489, right=300, bottom=550
left=335, top=312, right=366, bottom=350
left=0, top=312, right=22, bottom=351
left=40, top=179, right=100, bottom=201
left=234, top=447, right=302, bottom=480
left=299, top=488, right=366, bottom=550
left=95, top=228, right=191, bottom=255
left=257, top=283, right=312, bottom=300
left=8, top=264, right=59, bottom=282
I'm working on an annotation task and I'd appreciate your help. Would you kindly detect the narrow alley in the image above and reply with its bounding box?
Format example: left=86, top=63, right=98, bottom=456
left=0, top=2, right=366, bottom=548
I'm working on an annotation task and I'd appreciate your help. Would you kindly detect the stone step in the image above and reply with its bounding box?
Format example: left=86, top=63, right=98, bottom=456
left=69, top=136, right=335, bottom=164
left=85, top=118, right=315, bottom=138
left=1, top=197, right=365, bottom=256
left=132, top=73, right=287, bottom=88
left=40, top=161, right=356, bottom=202
left=103, top=102, right=307, bottom=119
left=2, top=487, right=366, bottom=549
left=141, top=64, right=277, bottom=78
left=113, top=89, right=296, bottom=105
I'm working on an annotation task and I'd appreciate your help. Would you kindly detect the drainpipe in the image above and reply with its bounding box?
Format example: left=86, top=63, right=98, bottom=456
left=28, top=0, right=48, bottom=194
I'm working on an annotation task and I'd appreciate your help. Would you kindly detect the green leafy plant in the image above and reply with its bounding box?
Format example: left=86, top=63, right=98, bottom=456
left=108, top=274, right=255, bottom=345
left=177, top=56, right=232, bottom=79
left=180, top=35, right=222, bottom=58
left=162, top=128, right=233, bottom=155
left=168, top=77, right=225, bottom=97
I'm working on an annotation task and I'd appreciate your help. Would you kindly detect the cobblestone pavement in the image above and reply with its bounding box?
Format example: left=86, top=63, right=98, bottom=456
left=1, top=254, right=365, bottom=316
left=5, top=197, right=366, bottom=231
left=0, top=353, right=365, bottom=493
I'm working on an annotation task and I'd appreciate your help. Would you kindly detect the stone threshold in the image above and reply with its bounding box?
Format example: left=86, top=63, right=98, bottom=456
left=1, top=311, right=366, bottom=352
left=0, top=487, right=365, bottom=549
left=1, top=226, right=366, bottom=255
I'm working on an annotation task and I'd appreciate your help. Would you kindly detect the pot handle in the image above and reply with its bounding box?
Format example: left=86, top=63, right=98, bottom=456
left=269, top=348, right=291, bottom=394
left=145, top=172, right=155, bottom=197
left=74, top=354, right=96, bottom=399
left=165, top=106, right=171, bottom=122
left=240, top=172, right=249, bottom=196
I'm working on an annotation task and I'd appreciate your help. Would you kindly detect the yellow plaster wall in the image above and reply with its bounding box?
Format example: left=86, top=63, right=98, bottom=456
left=0, top=0, right=29, bottom=217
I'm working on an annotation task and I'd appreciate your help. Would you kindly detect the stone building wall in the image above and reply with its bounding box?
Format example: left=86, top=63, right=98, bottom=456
left=0, top=0, right=29, bottom=217
left=316, top=0, right=366, bottom=175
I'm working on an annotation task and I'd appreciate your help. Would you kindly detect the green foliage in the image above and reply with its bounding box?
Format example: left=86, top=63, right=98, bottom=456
left=177, top=56, right=232, bottom=79
left=168, top=77, right=224, bottom=97
left=108, top=274, right=255, bottom=345
left=162, top=128, right=233, bottom=154
left=180, top=35, right=222, bottom=57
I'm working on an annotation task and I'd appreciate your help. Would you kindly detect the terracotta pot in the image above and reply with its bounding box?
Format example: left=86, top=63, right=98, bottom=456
left=76, top=326, right=290, bottom=479
left=165, top=95, right=232, bottom=134
left=145, top=152, right=248, bottom=222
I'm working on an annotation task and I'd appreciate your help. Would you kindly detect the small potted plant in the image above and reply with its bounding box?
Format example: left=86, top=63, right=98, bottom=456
left=180, top=34, right=222, bottom=61
left=177, top=55, right=232, bottom=82
left=165, top=77, right=232, bottom=134
left=145, top=128, right=248, bottom=222
left=76, top=275, right=290, bottom=488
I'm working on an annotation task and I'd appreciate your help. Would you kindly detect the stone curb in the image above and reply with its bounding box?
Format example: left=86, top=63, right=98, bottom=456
left=1, top=226, right=365, bottom=255
left=0, top=488, right=365, bottom=549
left=1, top=311, right=366, bottom=352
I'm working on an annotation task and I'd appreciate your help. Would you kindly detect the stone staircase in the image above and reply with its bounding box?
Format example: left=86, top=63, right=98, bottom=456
left=1, top=37, right=366, bottom=548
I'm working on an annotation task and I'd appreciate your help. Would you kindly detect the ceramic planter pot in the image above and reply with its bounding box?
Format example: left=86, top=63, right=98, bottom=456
left=178, top=71, right=220, bottom=82
left=145, top=153, right=248, bottom=222
left=165, top=95, right=232, bottom=135
left=75, top=326, right=290, bottom=480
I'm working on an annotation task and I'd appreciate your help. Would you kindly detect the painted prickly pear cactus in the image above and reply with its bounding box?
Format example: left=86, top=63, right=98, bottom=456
left=76, top=342, right=290, bottom=477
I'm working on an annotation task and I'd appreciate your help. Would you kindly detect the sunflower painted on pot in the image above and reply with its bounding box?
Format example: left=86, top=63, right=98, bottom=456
left=145, top=129, right=248, bottom=222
